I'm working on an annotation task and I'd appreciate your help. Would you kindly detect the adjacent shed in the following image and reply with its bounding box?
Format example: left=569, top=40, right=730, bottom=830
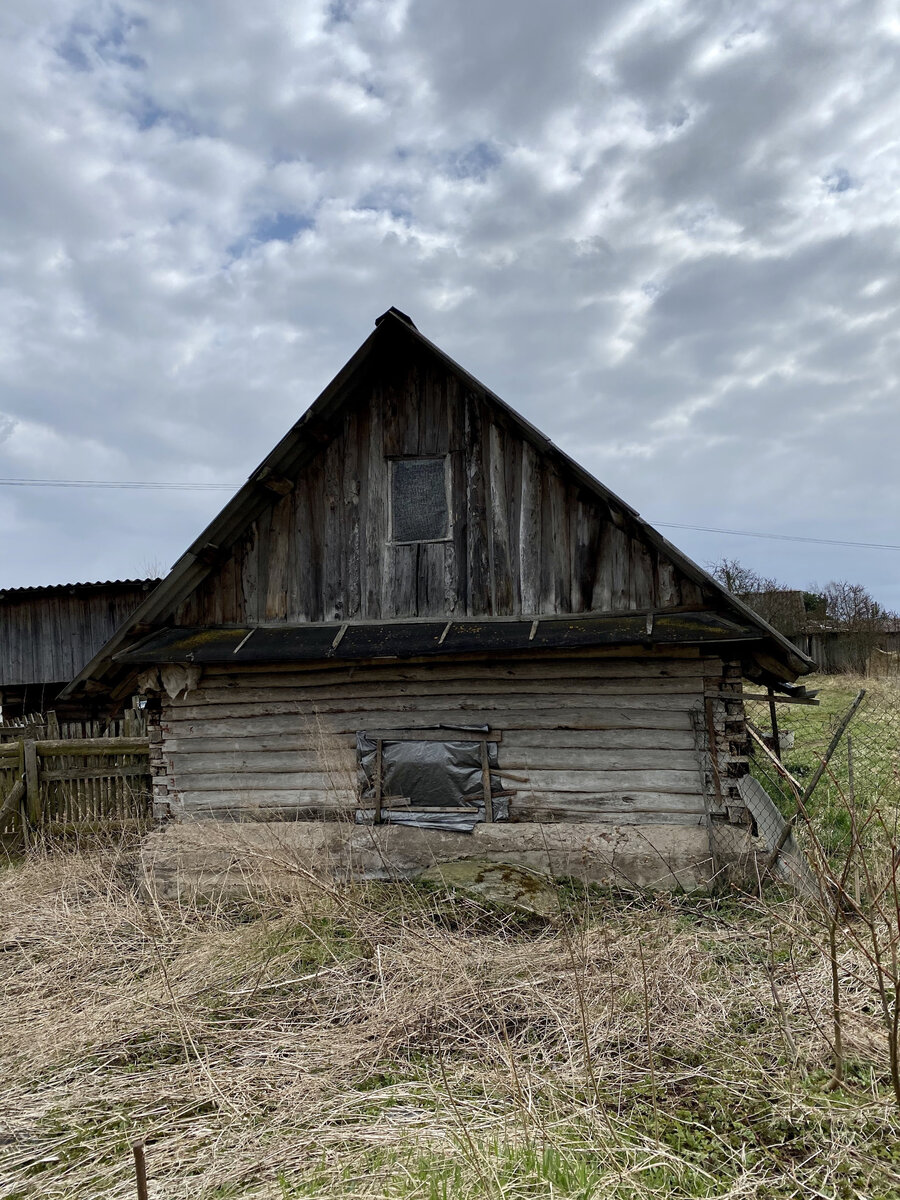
left=0, top=579, right=159, bottom=719
left=63, top=310, right=815, bottom=889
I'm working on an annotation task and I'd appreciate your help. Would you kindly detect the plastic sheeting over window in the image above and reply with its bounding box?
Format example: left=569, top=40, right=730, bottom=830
left=356, top=730, right=508, bottom=832
left=391, top=458, right=449, bottom=542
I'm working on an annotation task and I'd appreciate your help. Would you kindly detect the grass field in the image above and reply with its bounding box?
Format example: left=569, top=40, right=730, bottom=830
left=2, top=838, right=900, bottom=1199
left=746, top=673, right=900, bottom=855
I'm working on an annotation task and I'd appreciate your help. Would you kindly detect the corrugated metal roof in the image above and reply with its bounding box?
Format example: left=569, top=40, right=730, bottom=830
left=0, top=578, right=161, bottom=601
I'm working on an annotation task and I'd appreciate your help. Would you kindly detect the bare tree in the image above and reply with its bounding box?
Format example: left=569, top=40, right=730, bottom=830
left=821, top=580, right=885, bottom=626
left=707, top=557, right=783, bottom=596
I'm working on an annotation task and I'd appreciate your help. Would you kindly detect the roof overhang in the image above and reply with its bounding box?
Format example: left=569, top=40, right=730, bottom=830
left=118, top=611, right=783, bottom=668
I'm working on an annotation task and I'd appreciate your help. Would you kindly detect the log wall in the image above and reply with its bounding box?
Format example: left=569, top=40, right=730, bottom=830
left=149, top=650, right=741, bottom=827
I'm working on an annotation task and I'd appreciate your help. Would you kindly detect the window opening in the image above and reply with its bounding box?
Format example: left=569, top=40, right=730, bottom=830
left=390, top=457, right=449, bottom=543
left=356, top=726, right=508, bottom=832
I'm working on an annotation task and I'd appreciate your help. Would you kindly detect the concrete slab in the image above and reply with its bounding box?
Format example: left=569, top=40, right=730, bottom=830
left=140, top=818, right=755, bottom=900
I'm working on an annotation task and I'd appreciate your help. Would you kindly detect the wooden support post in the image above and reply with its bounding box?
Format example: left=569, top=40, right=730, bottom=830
left=373, top=738, right=383, bottom=825
left=767, top=687, right=781, bottom=761
left=23, top=739, right=40, bottom=827
left=703, top=698, right=725, bottom=808
left=132, top=1142, right=149, bottom=1200
left=481, top=740, right=494, bottom=822
left=765, top=689, right=866, bottom=874
left=801, top=689, right=866, bottom=806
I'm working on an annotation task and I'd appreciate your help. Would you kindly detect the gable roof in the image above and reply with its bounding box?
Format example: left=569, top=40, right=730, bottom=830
left=62, top=308, right=814, bottom=700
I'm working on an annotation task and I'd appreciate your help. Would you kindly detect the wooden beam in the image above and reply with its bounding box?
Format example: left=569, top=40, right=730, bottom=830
left=747, top=724, right=803, bottom=795
left=362, top=729, right=500, bottom=743
left=254, top=472, right=294, bottom=496
left=767, top=688, right=781, bottom=761
left=23, top=740, right=40, bottom=826
left=35, top=738, right=149, bottom=757
left=481, top=739, right=494, bottom=822
left=373, top=738, right=383, bottom=825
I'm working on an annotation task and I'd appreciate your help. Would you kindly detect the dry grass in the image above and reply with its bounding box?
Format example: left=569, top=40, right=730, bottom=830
left=1, top=840, right=899, bottom=1199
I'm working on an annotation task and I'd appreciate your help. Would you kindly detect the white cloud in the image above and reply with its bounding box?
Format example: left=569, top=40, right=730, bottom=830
left=0, top=0, right=898, bottom=602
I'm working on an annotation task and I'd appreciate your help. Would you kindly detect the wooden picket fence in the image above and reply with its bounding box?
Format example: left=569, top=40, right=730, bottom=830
left=0, top=706, right=151, bottom=837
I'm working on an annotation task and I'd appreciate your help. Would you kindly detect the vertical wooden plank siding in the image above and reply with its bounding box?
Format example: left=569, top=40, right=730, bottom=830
left=161, top=351, right=716, bottom=629
left=0, top=582, right=157, bottom=690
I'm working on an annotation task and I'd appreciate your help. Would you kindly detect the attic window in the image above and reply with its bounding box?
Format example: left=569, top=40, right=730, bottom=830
left=390, top=457, right=449, bottom=543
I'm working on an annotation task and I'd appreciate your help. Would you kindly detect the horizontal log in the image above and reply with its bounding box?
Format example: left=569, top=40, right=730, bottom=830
left=173, top=787, right=704, bottom=809
left=40, top=765, right=151, bottom=782
left=162, top=708, right=695, bottom=737
left=35, top=738, right=149, bottom=757
left=164, top=747, right=702, bottom=774
left=509, top=808, right=705, bottom=825
left=495, top=728, right=698, bottom=751
left=512, top=768, right=702, bottom=793
left=196, top=662, right=710, bottom=691
left=166, top=696, right=702, bottom=723
left=159, top=727, right=698, bottom=755
left=197, top=646, right=706, bottom=681
left=172, top=806, right=706, bottom=827
left=184, top=682, right=706, bottom=708
left=175, top=770, right=702, bottom=795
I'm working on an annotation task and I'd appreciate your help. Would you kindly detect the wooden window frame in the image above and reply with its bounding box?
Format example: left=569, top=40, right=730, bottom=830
left=361, top=728, right=498, bottom=823
left=387, top=454, right=453, bottom=546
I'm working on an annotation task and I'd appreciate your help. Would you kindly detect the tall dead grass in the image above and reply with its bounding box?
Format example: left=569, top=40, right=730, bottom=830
left=1, top=839, right=899, bottom=1199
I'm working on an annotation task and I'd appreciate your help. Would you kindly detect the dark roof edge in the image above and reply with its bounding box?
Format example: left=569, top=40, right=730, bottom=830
left=61, top=309, right=813, bottom=697
left=0, top=578, right=161, bottom=600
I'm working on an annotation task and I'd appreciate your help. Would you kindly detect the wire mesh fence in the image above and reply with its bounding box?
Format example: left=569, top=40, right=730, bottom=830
left=745, top=674, right=900, bottom=867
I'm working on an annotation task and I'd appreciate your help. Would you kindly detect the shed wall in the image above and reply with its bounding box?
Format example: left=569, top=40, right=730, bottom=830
left=0, top=585, right=155, bottom=688
left=149, top=650, right=742, bottom=827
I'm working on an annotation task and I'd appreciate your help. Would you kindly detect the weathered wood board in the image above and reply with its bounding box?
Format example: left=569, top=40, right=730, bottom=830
left=173, top=347, right=710, bottom=626
left=153, top=655, right=724, bottom=823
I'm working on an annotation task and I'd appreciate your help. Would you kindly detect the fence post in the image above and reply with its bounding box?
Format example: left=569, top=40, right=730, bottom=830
left=23, top=739, right=41, bottom=826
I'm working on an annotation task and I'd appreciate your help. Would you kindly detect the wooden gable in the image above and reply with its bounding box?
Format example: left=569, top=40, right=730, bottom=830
left=173, top=337, right=708, bottom=627
left=60, top=310, right=814, bottom=702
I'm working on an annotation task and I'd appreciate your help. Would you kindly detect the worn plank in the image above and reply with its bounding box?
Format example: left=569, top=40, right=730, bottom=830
left=362, top=385, right=386, bottom=618
left=162, top=726, right=698, bottom=755
left=185, top=677, right=705, bottom=704
left=464, top=391, right=491, bottom=614
left=164, top=706, right=696, bottom=738
left=488, top=423, right=514, bottom=614
left=200, top=655, right=709, bottom=686
left=172, top=788, right=706, bottom=812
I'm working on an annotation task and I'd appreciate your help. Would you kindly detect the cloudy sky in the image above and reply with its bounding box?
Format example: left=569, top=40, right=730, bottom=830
left=2, top=0, right=899, bottom=607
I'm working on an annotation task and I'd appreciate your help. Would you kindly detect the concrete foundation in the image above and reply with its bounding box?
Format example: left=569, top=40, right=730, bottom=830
left=140, top=819, right=755, bottom=900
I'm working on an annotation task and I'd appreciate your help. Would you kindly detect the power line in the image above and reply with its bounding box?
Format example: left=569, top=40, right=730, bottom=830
left=0, top=478, right=238, bottom=492
left=652, top=522, right=900, bottom=553
left=0, top=477, right=895, bottom=552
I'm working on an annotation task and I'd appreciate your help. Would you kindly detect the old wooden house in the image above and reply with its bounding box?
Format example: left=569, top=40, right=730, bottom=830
left=0, top=579, right=159, bottom=720
left=64, top=309, right=815, bottom=888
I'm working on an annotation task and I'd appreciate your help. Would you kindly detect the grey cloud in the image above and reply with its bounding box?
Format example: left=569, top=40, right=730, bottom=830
left=0, top=0, right=899, bottom=605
